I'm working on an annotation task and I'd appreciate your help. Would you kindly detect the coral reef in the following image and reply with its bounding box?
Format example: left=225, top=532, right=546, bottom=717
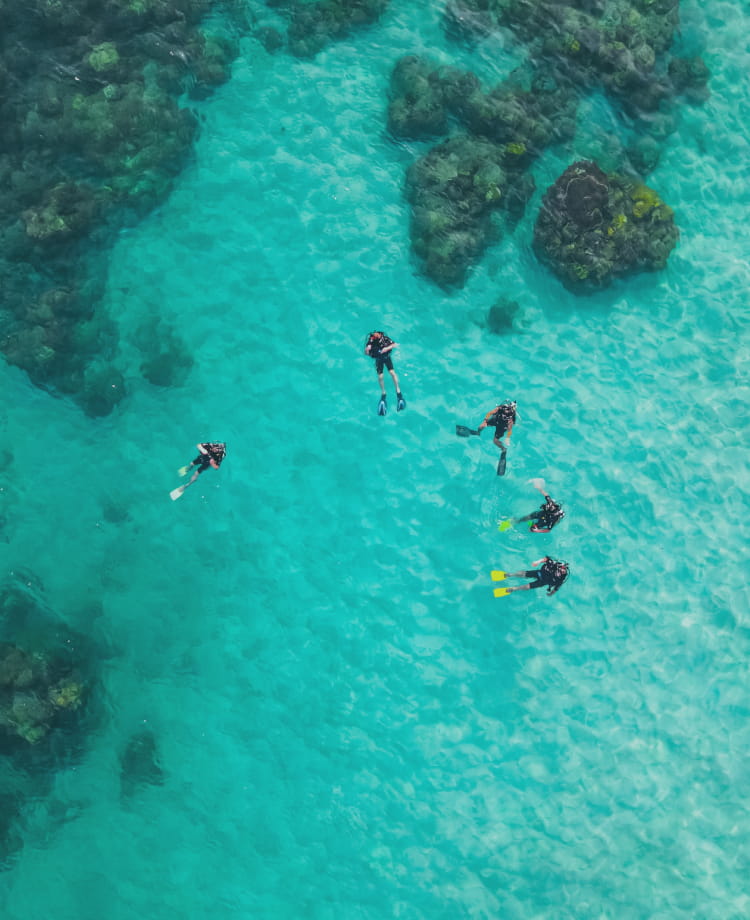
left=393, top=0, right=705, bottom=291
left=388, top=56, right=577, bottom=154
left=0, top=572, right=100, bottom=865
left=532, top=160, right=679, bottom=292
left=406, top=135, right=517, bottom=287
left=0, top=0, right=237, bottom=412
left=265, top=0, right=389, bottom=57
left=442, top=0, right=711, bottom=173
left=668, top=55, right=711, bottom=104
left=21, top=184, right=99, bottom=243
left=387, top=56, right=453, bottom=140
left=457, top=68, right=578, bottom=158
left=392, top=58, right=572, bottom=285
left=626, top=134, right=662, bottom=176
left=443, top=0, right=698, bottom=117
left=0, top=584, right=90, bottom=749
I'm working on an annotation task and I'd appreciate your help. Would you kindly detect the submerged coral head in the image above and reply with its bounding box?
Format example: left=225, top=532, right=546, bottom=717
left=562, top=161, right=609, bottom=228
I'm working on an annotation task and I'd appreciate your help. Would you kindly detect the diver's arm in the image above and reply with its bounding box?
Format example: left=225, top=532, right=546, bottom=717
left=478, top=409, right=494, bottom=432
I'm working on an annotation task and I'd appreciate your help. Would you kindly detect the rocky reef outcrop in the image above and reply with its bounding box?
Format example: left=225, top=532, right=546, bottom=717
left=533, top=160, right=679, bottom=291
left=391, top=59, right=574, bottom=285
left=388, top=0, right=707, bottom=291
left=406, top=136, right=507, bottom=287
left=0, top=573, right=100, bottom=866
left=0, top=0, right=237, bottom=413
left=258, top=0, right=389, bottom=57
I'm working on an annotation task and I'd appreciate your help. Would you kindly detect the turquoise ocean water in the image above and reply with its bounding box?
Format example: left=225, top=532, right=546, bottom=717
left=2, top=1, right=750, bottom=917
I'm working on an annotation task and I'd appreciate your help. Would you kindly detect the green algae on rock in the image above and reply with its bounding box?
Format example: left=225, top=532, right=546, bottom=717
left=21, top=183, right=99, bottom=242
left=277, top=0, right=389, bottom=57
left=0, top=0, right=238, bottom=413
left=0, top=574, right=103, bottom=868
left=406, top=135, right=515, bottom=288
left=0, top=634, right=87, bottom=747
left=391, top=58, right=571, bottom=287
left=444, top=0, right=687, bottom=115
left=87, top=41, right=121, bottom=73
left=387, top=56, right=455, bottom=140
left=442, top=0, right=710, bottom=179
left=532, top=160, right=679, bottom=292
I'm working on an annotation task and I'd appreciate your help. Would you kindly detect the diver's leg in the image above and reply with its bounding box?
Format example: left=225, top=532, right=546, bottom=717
left=388, top=366, right=401, bottom=394
left=187, top=463, right=208, bottom=487
left=504, top=584, right=531, bottom=594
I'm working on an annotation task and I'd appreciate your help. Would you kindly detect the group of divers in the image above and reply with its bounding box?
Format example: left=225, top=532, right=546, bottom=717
left=363, top=330, right=570, bottom=599
left=167, top=329, right=569, bottom=598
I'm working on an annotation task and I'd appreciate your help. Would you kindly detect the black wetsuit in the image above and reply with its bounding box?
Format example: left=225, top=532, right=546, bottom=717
left=487, top=404, right=516, bottom=438
left=366, top=332, right=395, bottom=374
left=524, top=558, right=568, bottom=594
left=193, top=442, right=226, bottom=474
left=530, top=498, right=564, bottom=532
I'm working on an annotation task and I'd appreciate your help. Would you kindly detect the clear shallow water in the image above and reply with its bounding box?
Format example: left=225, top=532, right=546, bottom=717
left=1, top=1, right=750, bottom=917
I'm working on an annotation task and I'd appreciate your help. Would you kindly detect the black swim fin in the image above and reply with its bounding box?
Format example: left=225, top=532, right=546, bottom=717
left=396, top=393, right=406, bottom=412
left=455, top=425, right=479, bottom=437
left=497, top=449, right=507, bottom=476
left=377, top=395, right=387, bottom=416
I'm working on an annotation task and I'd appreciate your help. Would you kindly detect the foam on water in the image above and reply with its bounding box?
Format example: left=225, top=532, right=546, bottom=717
left=1, top=1, right=749, bottom=917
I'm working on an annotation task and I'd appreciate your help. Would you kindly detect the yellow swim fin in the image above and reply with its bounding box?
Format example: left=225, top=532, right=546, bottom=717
left=493, top=587, right=510, bottom=598
left=498, top=520, right=513, bottom=532
left=490, top=570, right=506, bottom=581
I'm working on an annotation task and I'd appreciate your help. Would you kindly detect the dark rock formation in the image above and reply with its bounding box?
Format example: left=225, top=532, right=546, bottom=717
left=0, top=0, right=238, bottom=412
left=406, top=135, right=514, bottom=287
left=274, top=0, right=389, bottom=57
left=533, top=160, right=679, bottom=292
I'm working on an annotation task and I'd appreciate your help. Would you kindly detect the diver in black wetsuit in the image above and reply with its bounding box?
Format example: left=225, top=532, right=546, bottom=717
left=494, top=557, right=569, bottom=597
left=171, top=442, right=226, bottom=500
left=180, top=442, right=226, bottom=482
left=477, top=401, right=516, bottom=450
left=364, top=331, right=405, bottom=415
left=515, top=479, right=565, bottom=533
left=477, top=402, right=516, bottom=453
left=476, top=400, right=516, bottom=475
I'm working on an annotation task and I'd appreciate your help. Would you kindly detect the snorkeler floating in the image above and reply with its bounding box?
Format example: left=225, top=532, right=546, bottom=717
left=170, top=442, right=226, bottom=501
left=499, top=478, right=565, bottom=533
left=491, top=557, right=569, bottom=598
left=364, top=330, right=405, bottom=415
